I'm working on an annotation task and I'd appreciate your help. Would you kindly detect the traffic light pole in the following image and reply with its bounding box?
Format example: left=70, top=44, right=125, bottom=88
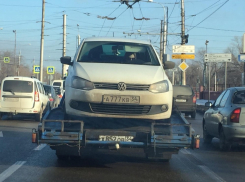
left=181, top=0, right=186, bottom=85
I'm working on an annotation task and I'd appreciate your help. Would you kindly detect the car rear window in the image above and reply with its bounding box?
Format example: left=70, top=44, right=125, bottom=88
left=233, top=91, right=245, bottom=104
left=3, top=80, right=33, bottom=93
left=53, top=87, right=61, bottom=95
left=43, top=85, right=51, bottom=94
left=53, top=82, right=61, bottom=86
left=173, top=86, right=193, bottom=97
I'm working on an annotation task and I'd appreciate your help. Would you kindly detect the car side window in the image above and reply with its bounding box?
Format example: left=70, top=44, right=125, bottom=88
left=37, top=82, right=43, bottom=94
left=214, top=90, right=227, bottom=107
left=40, top=83, right=45, bottom=94
left=219, top=90, right=230, bottom=107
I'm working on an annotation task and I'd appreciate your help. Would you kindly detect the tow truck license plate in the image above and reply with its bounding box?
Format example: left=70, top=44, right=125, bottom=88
left=176, top=99, right=186, bottom=102
left=103, top=95, right=140, bottom=104
left=99, top=135, right=134, bottom=142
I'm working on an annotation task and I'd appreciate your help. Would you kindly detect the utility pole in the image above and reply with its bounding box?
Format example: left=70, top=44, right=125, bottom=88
left=62, top=14, right=67, bottom=78
left=39, top=0, right=45, bottom=82
left=160, top=20, right=163, bottom=62
left=77, top=35, right=80, bottom=49
left=17, top=50, right=21, bottom=76
left=13, top=30, right=16, bottom=76
left=180, top=0, right=186, bottom=85
left=162, top=7, right=168, bottom=61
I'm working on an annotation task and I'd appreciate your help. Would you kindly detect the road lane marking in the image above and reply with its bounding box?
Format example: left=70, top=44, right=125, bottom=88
left=199, top=165, right=226, bottom=182
left=0, top=131, right=3, bottom=137
left=180, top=149, right=191, bottom=155
left=34, top=144, right=47, bottom=151
left=0, top=161, right=26, bottom=182
left=180, top=149, right=226, bottom=182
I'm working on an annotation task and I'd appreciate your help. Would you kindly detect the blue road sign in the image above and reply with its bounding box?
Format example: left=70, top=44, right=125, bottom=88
left=47, top=66, right=55, bottom=74
left=238, top=54, right=245, bottom=62
left=33, top=65, right=40, bottom=74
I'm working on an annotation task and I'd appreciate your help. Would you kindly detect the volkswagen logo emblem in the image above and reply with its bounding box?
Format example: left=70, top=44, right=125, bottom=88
left=118, top=82, right=127, bottom=91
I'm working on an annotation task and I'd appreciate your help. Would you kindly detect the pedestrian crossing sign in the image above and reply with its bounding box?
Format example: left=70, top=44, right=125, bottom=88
left=3, top=57, right=10, bottom=63
left=47, top=66, right=55, bottom=74
left=33, top=65, right=40, bottom=74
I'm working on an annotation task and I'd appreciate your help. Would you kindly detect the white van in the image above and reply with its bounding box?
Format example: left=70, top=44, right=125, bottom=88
left=0, top=76, right=49, bottom=121
left=60, top=37, right=175, bottom=120
left=52, top=80, right=65, bottom=95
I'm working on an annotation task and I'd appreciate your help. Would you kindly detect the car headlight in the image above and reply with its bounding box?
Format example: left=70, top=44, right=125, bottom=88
left=71, top=77, right=94, bottom=90
left=149, top=80, right=169, bottom=93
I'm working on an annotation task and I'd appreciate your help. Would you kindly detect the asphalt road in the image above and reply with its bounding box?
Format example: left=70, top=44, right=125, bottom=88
left=1, top=113, right=245, bottom=182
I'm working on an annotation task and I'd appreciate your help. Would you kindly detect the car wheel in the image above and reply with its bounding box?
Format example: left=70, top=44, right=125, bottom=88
left=203, top=122, right=213, bottom=144
left=191, top=111, right=196, bottom=119
left=219, top=127, right=230, bottom=151
left=35, top=108, right=43, bottom=122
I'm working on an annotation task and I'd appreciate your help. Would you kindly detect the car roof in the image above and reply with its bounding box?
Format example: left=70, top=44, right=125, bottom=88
left=2, top=76, right=40, bottom=82
left=230, top=87, right=245, bottom=91
left=83, top=37, right=151, bottom=45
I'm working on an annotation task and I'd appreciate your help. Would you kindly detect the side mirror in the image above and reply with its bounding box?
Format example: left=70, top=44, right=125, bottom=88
left=60, top=56, right=73, bottom=65
left=164, top=61, right=175, bottom=70
left=205, top=102, right=212, bottom=107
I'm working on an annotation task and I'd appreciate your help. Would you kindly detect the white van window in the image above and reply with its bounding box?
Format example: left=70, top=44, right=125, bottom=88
left=3, top=80, right=33, bottom=93
left=53, top=82, right=61, bottom=86
left=37, top=82, right=42, bottom=93
left=78, top=41, right=160, bottom=66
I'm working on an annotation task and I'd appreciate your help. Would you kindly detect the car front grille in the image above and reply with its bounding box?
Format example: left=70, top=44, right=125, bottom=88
left=94, top=82, right=150, bottom=91
left=90, top=103, right=151, bottom=115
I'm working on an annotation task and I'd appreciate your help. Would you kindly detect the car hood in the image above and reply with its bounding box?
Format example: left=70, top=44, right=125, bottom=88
left=73, top=62, right=166, bottom=84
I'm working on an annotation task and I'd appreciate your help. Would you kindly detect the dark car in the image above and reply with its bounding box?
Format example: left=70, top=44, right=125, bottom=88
left=43, top=84, right=60, bottom=109
left=173, top=85, right=196, bottom=118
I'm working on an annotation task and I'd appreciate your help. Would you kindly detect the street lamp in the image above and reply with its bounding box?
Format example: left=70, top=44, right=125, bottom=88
left=13, top=30, right=16, bottom=76
left=203, top=40, right=209, bottom=90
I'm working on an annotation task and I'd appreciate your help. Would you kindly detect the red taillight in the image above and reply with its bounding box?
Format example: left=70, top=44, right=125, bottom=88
left=58, top=95, right=62, bottom=98
left=193, top=95, right=196, bottom=103
left=49, top=98, right=54, bottom=101
left=35, top=91, right=39, bottom=102
left=230, top=108, right=241, bottom=123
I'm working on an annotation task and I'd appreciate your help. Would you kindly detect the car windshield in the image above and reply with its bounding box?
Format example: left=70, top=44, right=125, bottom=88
left=233, top=91, right=245, bottom=104
left=173, top=86, right=193, bottom=97
left=77, top=41, right=160, bottom=66
left=3, top=80, right=33, bottom=93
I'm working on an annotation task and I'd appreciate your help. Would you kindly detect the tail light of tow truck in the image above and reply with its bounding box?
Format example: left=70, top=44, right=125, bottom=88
left=230, top=108, right=241, bottom=123
left=35, top=91, right=39, bottom=102
left=49, top=98, right=54, bottom=101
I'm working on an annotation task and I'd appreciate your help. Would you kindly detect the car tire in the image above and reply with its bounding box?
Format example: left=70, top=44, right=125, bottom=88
left=191, top=111, right=196, bottom=119
left=35, top=108, right=43, bottom=122
left=203, top=122, right=213, bottom=144
left=219, top=127, right=230, bottom=151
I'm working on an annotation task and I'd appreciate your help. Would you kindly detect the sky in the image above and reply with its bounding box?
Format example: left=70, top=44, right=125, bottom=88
left=0, top=0, right=245, bottom=74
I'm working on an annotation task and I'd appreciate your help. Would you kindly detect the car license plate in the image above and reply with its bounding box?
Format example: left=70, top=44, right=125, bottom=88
left=103, top=95, right=140, bottom=104
left=99, top=135, right=134, bottom=142
left=176, top=99, right=186, bottom=102
left=4, top=98, right=19, bottom=102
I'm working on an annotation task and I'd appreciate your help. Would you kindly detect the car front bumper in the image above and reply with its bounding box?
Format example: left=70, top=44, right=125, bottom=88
left=65, top=87, right=173, bottom=120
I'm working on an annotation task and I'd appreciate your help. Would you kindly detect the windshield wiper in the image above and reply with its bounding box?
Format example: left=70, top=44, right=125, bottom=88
left=4, top=90, right=15, bottom=95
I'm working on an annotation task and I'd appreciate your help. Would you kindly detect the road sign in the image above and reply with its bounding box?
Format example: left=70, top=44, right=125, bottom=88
left=172, top=54, right=195, bottom=59
left=172, top=45, right=195, bottom=53
left=178, top=62, right=189, bottom=71
left=3, top=57, right=10, bottom=63
left=33, top=65, right=40, bottom=74
left=47, top=66, right=55, bottom=74
left=238, top=54, right=245, bottom=62
left=204, top=54, right=231, bottom=62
